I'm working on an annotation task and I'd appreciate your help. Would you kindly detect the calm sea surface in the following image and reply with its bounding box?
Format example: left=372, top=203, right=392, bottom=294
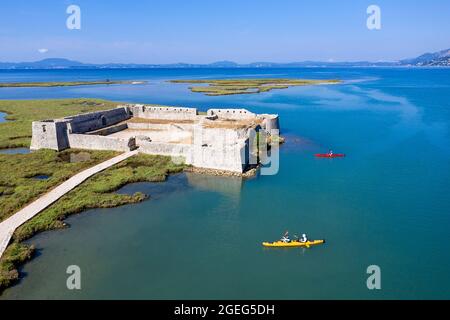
left=0, top=68, right=449, bottom=299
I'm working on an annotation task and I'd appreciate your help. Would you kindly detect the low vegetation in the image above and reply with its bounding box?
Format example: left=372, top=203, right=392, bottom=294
left=0, top=149, right=118, bottom=222
left=169, top=78, right=341, bottom=96
left=0, top=80, right=146, bottom=88
left=0, top=243, right=34, bottom=290
left=0, top=98, right=121, bottom=149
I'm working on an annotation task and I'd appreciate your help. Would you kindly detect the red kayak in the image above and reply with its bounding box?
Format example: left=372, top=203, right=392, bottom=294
left=315, top=153, right=345, bottom=158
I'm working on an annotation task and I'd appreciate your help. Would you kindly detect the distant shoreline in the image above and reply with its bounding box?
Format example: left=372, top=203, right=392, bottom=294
left=0, top=66, right=449, bottom=73
left=0, top=80, right=147, bottom=88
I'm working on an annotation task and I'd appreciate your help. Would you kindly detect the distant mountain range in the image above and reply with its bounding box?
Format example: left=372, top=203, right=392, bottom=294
left=399, top=48, right=450, bottom=66
left=1, top=48, right=449, bottom=69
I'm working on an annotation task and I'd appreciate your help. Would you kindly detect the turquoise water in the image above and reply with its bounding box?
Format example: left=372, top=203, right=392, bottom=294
left=1, top=68, right=450, bottom=299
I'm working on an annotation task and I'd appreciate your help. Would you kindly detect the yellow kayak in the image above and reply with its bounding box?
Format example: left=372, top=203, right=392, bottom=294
left=262, top=239, right=325, bottom=248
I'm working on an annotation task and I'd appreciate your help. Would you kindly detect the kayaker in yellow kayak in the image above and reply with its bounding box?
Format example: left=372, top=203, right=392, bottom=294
left=282, top=231, right=307, bottom=243
left=263, top=232, right=324, bottom=248
left=293, top=233, right=308, bottom=242
left=281, top=230, right=291, bottom=243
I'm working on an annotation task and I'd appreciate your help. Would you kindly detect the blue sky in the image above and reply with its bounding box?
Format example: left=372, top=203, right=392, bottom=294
left=0, top=0, right=449, bottom=63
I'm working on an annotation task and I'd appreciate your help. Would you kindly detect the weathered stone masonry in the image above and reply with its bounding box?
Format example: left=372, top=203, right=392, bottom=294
left=30, top=104, right=279, bottom=173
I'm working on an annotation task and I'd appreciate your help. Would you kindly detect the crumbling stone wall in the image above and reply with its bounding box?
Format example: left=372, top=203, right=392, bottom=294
left=30, top=120, right=70, bottom=151
left=126, top=104, right=198, bottom=120
left=207, top=108, right=256, bottom=120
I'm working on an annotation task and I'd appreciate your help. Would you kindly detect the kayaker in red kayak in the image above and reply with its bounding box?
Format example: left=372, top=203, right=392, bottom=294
left=315, top=150, right=345, bottom=158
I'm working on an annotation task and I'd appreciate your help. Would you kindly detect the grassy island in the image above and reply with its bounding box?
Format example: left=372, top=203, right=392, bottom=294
left=0, top=80, right=147, bottom=88
left=169, top=78, right=341, bottom=96
left=0, top=98, right=185, bottom=292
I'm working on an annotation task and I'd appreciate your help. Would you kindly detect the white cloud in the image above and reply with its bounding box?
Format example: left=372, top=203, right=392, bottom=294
left=38, top=48, right=48, bottom=54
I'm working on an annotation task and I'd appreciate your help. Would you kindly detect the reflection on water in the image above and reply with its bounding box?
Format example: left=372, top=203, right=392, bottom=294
left=116, top=172, right=244, bottom=200
left=185, top=172, right=243, bottom=196
left=0, top=112, right=6, bottom=123
left=0, top=148, right=30, bottom=154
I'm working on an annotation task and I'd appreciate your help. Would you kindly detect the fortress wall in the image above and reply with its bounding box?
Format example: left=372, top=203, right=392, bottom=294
left=259, top=114, right=280, bottom=132
left=127, top=122, right=169, bottom=131
left=65, top=107, right=131, bottom=134
left=206, top=108, right=256, bottom=120
left=191, top=126, right=248, bottom=172
left=128, top=105, right=198, bottom=120
left=87, top=123, right=129, bottom=136
left=194, top=126, right=247, bottom=145
left=132, top=130, right=192, bottom=144
left=127, top=122, right=193, bottom=132
left=68, top=134, right=135, bottom=152
left=136, top=138, right=193, bottom=164
left=192, top=141, right=248, bottom=173
left=30, top=120, right=70, bottom=151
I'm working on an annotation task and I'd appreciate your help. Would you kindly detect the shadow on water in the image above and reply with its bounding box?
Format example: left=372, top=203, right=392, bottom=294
left=281, top=133, right=319, bottom=153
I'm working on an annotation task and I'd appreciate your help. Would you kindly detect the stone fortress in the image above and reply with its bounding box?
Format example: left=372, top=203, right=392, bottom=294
left=30, top=104, right=279, bottom=173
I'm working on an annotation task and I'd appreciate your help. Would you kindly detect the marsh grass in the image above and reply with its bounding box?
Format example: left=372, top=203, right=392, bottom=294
left=0, top=80, right=145, bottom=88
left=0, top=149, right=118, bottom=222
left=170, top=78, right=341, bottom=96
left=0, top=243, right=34, bottom=290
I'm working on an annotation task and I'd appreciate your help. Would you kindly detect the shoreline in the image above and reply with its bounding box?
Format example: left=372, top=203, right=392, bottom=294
left=0, top=80, right=147, bottom=88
